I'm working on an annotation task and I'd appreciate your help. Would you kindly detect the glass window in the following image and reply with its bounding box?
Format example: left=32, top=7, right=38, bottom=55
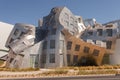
left=43, top=41, right=47, bottom=50
left=84, top=46, right=90, bottom=53
left=9, top=58, right=14, bottom=63
left=106, top=41, right=112, bottom=49
left=93, top=49, right=100, bottom=56
left=67, top=41, right=72, bottom=50
left=51, top=28, right=56, bottom=35
left=88, top=31, right=93, bottom=36
left=50, top=40, right=55, bottom=49
left=78, top=18, right=82, bottom=23
left=97, top=29, right=102, bottom=36
left=49, top=54, right=55, bottom=63
left=64, top=13, right=69, bottom=19
left=73, top=55, right=78, bottom=63
left=106, top=29, right=112, bottom=37
left=75, top=44, right=80, bottom=51
left=65, top=21, right=69, bottom=27
left=30, top=54, right=39, bottom=67
left=14, top=29, right=20, bottom=36
left=9, top=38, right=14, bottom=43
left=70, top=17, right=74, bottom=22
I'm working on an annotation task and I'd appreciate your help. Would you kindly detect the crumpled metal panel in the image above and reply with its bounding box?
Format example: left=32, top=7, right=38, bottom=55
left=6, top=23, right=35, bottom=54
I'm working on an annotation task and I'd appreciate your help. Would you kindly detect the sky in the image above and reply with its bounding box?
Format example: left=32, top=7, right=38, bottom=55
left=0, top=0, right=120, bottom=26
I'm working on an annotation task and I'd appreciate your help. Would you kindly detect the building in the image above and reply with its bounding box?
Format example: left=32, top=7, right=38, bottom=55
left=3, top=7, right=120, bottom=68
left=0, top=22, right=13, bottom=58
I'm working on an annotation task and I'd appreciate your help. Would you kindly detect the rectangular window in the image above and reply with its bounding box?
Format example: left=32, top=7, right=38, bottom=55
left=49, top=54, right=55, bottom=63
left=75, top=44, right=80, bottom=51
left=73, top=55, right=78, bottom=63
left=50, top=40, right=55, bottom=49
left=83, top=46, right=90, bottom=53
left=30, top=55, right=37, bottom=67
left=43, top=41, right=47, bottom=50
left=70, top=17, right=74, bottom=22
left=106, top=29, right=112, bottom=37
left=64, top=13, right=69, bottom=19
left=67, top=54, right=71, bottom=65
left=88, top=31, right=93, bottom=36
left=93, top=49, right=100, bottom=56
left=67, top=41, right=72, bottom=50
left=97, top=29, right=102, bottom=36
left=51, top=28, right=56, bottom=35
left=106, top=41, right=112, bottom=49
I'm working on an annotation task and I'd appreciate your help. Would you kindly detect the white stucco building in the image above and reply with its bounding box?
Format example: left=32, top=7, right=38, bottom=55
left=0, top=22, right=13, bottom=57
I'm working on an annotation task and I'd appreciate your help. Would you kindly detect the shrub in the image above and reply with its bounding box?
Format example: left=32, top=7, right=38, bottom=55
left=75, top=55, right=97, bottom=66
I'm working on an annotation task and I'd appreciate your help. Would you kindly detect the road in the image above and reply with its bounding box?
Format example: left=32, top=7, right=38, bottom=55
left=1, top=75, right=120, bottom=80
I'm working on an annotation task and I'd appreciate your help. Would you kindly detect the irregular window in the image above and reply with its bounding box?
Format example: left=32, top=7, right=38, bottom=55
left=97, top=29, right=102, bottom=36
left=9, top=58, right=14, bottom=63
left=84, top=46, right=90, bottom=53
left=88, top=31, right=93, bottom=36
left=14, top=29, right=20, bottom=36
left=70, top=17, right=74, bottom=22
left=64, top=13, right=69, bottom=19
left=106, top=29, right=112, bottom=37
left=67, top=41, right=72, bottom=50
left=106, top=41, right=112, bottom=49
left=93, top=49, right=100, bottom=56
left=75, top=44, right=80, bottom=51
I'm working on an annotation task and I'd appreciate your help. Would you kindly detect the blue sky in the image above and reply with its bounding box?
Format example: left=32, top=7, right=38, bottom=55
left=0, top=0, right=120, bottom=26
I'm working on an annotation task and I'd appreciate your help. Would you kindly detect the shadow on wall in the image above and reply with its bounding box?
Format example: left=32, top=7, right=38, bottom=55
left=74, top=55, right=97, bottom=66
left=34, top=27, right=49, bottom=44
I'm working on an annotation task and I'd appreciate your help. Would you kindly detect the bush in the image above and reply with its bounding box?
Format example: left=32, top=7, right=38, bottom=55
left=75, top=55, right=97, bottom=66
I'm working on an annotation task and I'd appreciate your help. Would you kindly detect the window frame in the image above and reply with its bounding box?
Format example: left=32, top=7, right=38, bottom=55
left=50, top=40, right=55, bottom=49
left=83, top=46, right=90, bottom=53
left=93, top=49, right=100, bottom=56
left=75, top=44, right=80, bottom=51
left=49, top=54, right=55, bottom=63
left=67, top=41, right=72, bottom=50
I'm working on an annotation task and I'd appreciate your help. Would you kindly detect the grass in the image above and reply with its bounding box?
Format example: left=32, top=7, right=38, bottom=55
left=0, top=65, right=120, bottom=78
left=0, top=67, right=39, bottom=72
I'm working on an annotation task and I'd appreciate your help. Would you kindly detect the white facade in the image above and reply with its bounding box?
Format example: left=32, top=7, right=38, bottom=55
left=0, top=22, right=13, bottom=57
left=110, top=39, right=120, bottom=64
